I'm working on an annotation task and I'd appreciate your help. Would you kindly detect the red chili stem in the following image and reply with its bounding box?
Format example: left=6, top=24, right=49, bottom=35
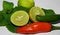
left=52, top=26, right=60, bottom=30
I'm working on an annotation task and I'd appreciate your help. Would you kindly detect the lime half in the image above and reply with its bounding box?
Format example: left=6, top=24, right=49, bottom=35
left=29, top=7, right=45, bottom=22
left=10, top=10, right=29, bottom=26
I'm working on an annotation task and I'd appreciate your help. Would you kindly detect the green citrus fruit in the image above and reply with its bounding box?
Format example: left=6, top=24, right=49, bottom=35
left=10, top=10, right=29, bottom=26
left=18, top=0, right=35, bottom=8
left=29, top=7, right=45, bottom=22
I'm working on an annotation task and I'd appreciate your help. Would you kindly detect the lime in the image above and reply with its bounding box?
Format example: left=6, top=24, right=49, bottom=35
left=18, top=0, right=35, bottom=8
left=10, top=10, right=29, bottom=26
left=29, top=7, right=45, bottom=22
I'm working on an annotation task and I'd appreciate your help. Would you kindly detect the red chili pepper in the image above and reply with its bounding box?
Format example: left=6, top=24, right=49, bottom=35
left=16, top=22, right=52, bottom=34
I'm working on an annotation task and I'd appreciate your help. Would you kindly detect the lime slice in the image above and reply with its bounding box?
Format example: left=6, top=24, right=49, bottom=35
left=18, top=0, right=35, bottom=8
left=10, top=10, right=29, bottom=26
left=29, top=7, right=45, bottom=22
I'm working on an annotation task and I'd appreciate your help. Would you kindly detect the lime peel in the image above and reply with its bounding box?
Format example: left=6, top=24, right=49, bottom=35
left=18, top=0, right=34, bottom=8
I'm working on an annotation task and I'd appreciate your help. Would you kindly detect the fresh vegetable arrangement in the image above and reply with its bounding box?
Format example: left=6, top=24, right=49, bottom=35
left=0, top=0, right=60, bottom=34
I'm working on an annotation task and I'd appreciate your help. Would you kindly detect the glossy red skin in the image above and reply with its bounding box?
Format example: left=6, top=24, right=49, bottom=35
left=16, top=22, right=52, bottom=34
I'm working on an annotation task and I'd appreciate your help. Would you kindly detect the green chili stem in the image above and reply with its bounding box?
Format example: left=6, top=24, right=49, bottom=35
left=52, top=26, right=60, bottom=30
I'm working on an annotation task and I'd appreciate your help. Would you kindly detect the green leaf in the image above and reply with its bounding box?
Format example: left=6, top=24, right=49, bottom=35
left=6, top=21, right=18, bottom=33
left=0, top=11, right=3, bottom=22
left=42, top=8, right=55, bottom=15
left=2, top=13, right=11, bottom=21
left=11, top=6, right=29, bottom=13
left=0, top=1, right=17, bottom=33
left=2, top=13, right=17, bottom=33
left=2, top=12, right=18, bottom=33
left=3, top=1, right=14, bottom=13
left=0, top=11, right=5, bottom=26
left=0, top=19, right=7, bottom=26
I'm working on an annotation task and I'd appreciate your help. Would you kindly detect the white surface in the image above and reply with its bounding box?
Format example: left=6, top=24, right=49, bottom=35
left=0, top=0, right=60, bottom=35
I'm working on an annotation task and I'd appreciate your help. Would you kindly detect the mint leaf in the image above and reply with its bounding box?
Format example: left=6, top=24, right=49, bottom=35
left=2, top=12, right=18, bottom=33
left=0, top=11, right=3, bottom=22
left=6, top=21, right=17, bottom=33
left=2, top=13, right=11, bottom=21
left=0, top=19, right=7, bottom=26
left=0, top=11, right=5, bottom=26
left=11, top=6, right=29, bottom=13
left=42, top=8, right=55, bottom=15
left=0, top=1, right=17, bottom=33
left=3, top=1, right=14, bottom=13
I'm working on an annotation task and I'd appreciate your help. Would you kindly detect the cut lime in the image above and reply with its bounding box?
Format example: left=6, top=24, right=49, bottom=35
left=10, top=10, right=29, bottom=26
left=18, top=0, right=35, bottom=8
left=29, top=7, right=45, bottom=22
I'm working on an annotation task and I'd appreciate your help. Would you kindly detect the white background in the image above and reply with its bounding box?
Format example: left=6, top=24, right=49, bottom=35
left=0, top=0, right=60, bottom=35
